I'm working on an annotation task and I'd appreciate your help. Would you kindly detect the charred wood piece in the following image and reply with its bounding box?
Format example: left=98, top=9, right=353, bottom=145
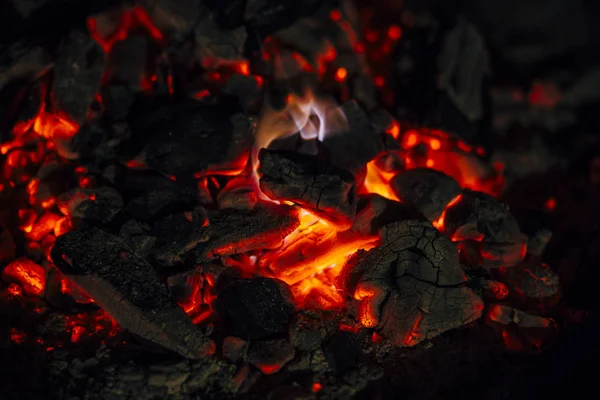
left=322, top=101, right=384, bottom=174
left=259, top=148, right=357, bottom=228
left=52, top=228, right=215, bottom=359
left=443, top=189, right=527, bottom=269
left=391, top=168, right=462, bottom=222
left=52, top=30, right=105, bottom=124
left=213, top=277, right=296, bottom=340
left=151, top=205, right=299, bottom=270
left=340, top=220, right=483, bottom=347
left=140, top=102, right=253, bottom=177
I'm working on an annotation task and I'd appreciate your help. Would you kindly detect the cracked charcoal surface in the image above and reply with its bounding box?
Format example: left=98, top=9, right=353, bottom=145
left=340, top=220, right=483, bottom=347
left=52, top=30, right=105, bottom=124
left=150, top=204, right=299, bottom=271
left=51, top=228, right=214, bottom=359
left=213, top=277, right=296, bottom=340
left=259, top=148, right=357, bottom=228
left=391, top=168, right=462, bottom=221
left=139, top=101, right=253, bottom=177
left=443, top=189, right=527, bottom=269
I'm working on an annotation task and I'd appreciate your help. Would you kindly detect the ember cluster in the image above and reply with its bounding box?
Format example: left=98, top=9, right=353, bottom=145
left=0, top=0, right=564, bottom=398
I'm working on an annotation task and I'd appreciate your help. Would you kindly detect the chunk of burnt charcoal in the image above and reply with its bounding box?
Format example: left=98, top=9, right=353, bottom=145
left=486, top=304, right=558, bottom=351
left=222, top=336, right=249, bottom=363
left=351, top=194, right=424, bottom=236
left=391, top=168, right=462, bottom=222
left=0, top=40, right=50, bottom=92
left=498, top=261, right=560, bottom=307
left=322, top=101, right=384, bottom=174
left=102, top=82, right=135, bottom=120
left=119, top=220, right=156, bottom=258
left=214, top=277, right=296, bottom=340
left=259, top=149, right=357, bottom=228
left=151, top=204, right=299, bottom=271
left=443, top=189, right=527, bottom=269
left=323, top=330, right=367, bottom=375
left=51, top=228, right=214, bottom=359
left=140, top=101, right=253, bottom=177
left=217, top=176, right=257, bottom=210
left=57, top=187, right=123, bottom=224
left=339, top=220, right=483, bottom=347
left=192, top=13, right=247, bottom=66
left=289, top=310, right=336, bottom=352
left=247, top=338, right=295, bottom=375
left=138, top=0, right=202, bottom=38
left=246, top=0, right=322, bottom=37
left=52, top=30, right=105, bottom=124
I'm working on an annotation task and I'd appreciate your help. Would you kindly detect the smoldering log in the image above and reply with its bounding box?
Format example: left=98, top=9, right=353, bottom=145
left=258, top=148, right=357, bottom=228
left=150, top=204, right=300, bottom=270
left=339, top=220, right=483, bottom=347
left=391, top=168, right=463, bottom=222
left=51, top=228, right=215, bottom=359
left=52, top=29, right=105, bottom=124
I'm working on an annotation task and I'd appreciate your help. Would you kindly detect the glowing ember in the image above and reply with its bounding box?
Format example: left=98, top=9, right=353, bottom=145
left=2, top=259, right=46, bottom=297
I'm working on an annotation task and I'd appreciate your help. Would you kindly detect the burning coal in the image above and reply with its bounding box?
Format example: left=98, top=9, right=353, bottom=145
left=0, top=1, right=569, bottom=398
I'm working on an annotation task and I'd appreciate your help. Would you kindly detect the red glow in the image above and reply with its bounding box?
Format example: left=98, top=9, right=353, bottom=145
left=193, top=89, right=211, bottom=99
left=489, top=281, right=509, bottom=299
left=6, top=283, right=23, bottom=297
left=330, top=9, right=342, bottom=21
left=387, top=25, right=402, bottom=41
left=544, top=197, right=557, bottom=212
left=335, top=68, right=348, bottom=82
left=87, top=6, right=163, bottom=54
left=2, top=258, right=46, bottom=297
left=312, top=383, right=323, bottom=392
left=386, top=121, right=400, bottom=139
left=10, top=328, right=26, bottom=344
left=433, top=194, right=463, bottom=231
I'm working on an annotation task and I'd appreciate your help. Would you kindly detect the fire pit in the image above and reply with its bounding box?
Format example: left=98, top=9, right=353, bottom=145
left=1, top=1, right=599, bottom=399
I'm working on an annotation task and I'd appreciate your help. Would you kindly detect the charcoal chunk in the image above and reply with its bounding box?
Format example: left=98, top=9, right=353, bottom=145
left=51, top=228, right=214, bottom=359
left=351, top=194, right=424, bottom=236
left=247, top=339, right=295, bottom=375
left=339, top=220, right=483, bottom=347
left=119, top=220, right=156, bottom=258
left=57, top=187, right=123, bottom=224
left=443, top=189, right=527, bottom=269
left=222, top=336, right=249, bottom=363
left=151, top=204, right=299, bottom=270
left=141, top=102, right=253, bottom=177
left=259, top=148, right=357, bottom=228
left=391, top=168, right=462, bottom=222
left=213, top=277, right=296, bottom=340
left=289, top=310, right=336, bottom=351
left=52, top=30, right=105, bottom=124
left=322, top=101, right=384, bottom=174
